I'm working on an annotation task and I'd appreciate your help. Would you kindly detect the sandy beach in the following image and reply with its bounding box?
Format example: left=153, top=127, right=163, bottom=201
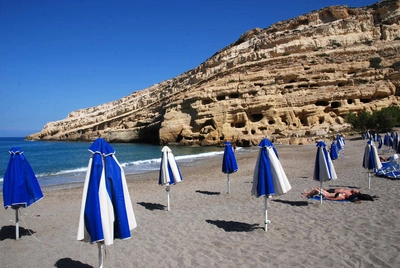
left=1, top=135, right=400, bottom=268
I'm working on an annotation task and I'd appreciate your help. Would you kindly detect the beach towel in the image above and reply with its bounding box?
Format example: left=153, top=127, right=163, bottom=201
left=309, top=196, right=349, bottom=202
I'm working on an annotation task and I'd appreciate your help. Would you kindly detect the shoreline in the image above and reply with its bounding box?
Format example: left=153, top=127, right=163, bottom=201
left=1, top=135, right=400, bottom=267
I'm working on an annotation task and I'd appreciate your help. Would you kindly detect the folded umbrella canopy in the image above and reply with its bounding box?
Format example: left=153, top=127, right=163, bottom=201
left=222, top=141, right=238, bottom=194
left=252, top=138, right=291, bottom=231
left=363, top=140, right=382, bottom=189
left=336, top=134, right=345, bottom=160
left=3, top=147, right=44, bottom=240
left=330, top=140, right=339, bottom=161
left=159, top=146, right=182, bottom=211
left=313, top=141, right=337, bottom=204
left=77, top=138, right=137, bottom=268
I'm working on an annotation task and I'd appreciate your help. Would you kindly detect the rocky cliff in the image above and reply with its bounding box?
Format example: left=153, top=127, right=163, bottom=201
left=27, top=1, right=400, bottom=146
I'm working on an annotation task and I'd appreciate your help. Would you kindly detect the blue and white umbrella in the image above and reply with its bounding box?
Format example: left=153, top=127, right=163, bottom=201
left=377, top=135, right=383, bottom=150
left=159, top=146, right=182, bottom=211
left=2, top=147, right=44, bottom=240
left=384, top=132, right=392, bottom=149
left=363, top=140, right=382, bottom=189
left=313, top=141, right=337, bottom=203
left=330, top=140, right=339, bottom=161
left=393, top=132, right=399, bottom=152
left=252, top=139, right=291, bottom=231
left=222, top=141, right=238, bottom=194
left=336, top=134, right=345, bottom=160
left=77, top=138, right=137, bottom=267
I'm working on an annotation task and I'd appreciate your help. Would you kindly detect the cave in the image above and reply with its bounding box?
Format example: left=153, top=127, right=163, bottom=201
left=331, top=101, right=340, bottom=108
left=217, top=95, right=225, bottom=101
left=347, top=99, right=353, bottom=104
left=249, top=113, right=263, bottom=122
left=202, top=99, right=213, bottom=105
left=315, top=100, right=329, bottom=106
left=230, top=93, right=240, bottom=98
left=139, top=125, right=160, bottom=144
left=235, top=122, right=245, bottom=128
left=268, top=120, right=275, bottom=125
left=360, top=99, right=371, bottom=103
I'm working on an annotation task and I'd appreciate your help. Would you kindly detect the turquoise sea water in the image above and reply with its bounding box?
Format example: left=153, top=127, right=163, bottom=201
left=0, top=137, right=227, bottom=188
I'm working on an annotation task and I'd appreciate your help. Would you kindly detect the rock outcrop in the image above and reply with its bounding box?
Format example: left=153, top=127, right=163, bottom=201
left=27, top=1, right=400, bottom=146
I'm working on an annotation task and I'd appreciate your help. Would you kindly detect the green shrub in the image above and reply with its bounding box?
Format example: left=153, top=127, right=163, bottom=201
left=345, top=106, right=400, bottom=132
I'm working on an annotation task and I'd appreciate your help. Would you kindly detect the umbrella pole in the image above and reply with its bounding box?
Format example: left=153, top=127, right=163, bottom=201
left=368, top=171, right=371, bottom=189
left=166, top=185, right=170, bottom=211
left=264, top=197, right=270, bottom=232
left=98, top=243, right=104, bottom=268
left=227, top=174, right=230, bottom=194
left=15, top=208, right=19, bottom=240
left=319, top=181, right=323, bottom=204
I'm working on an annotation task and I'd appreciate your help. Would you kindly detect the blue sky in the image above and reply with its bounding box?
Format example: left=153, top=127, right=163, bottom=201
left=0, top=0, right=377, bottom=137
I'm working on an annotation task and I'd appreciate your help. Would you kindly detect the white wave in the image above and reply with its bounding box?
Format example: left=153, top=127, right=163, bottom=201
left=26, top=148, right=230, bottom=179
left=36, top=166, right=88, bottom=178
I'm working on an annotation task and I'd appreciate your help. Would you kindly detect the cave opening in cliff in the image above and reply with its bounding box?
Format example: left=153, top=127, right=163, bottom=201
left=230, top=93, right=240, bottom=99
left=139, top=126, right=160, bottom=144
left=315, top=100, right=329, bottom=106
left=202, top=99, right=213, bottom=105
left=331, top=101, right=340, bottom=108
left=249, top=113, right=263, bottom=122
left=347, top=99, right=353, bottom=104
left=360, top=99, right=371, bottom=103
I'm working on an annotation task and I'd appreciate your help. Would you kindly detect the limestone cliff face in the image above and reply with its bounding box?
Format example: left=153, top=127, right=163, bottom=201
left=27, top=1, right=400, bottom=146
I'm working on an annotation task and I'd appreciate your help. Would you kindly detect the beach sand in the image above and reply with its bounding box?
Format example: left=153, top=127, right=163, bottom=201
left=1, top=136, right=400, bottom=268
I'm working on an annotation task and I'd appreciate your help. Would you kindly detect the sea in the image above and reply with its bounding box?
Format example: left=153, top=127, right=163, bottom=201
left=0, top=137, right=237, bottom=189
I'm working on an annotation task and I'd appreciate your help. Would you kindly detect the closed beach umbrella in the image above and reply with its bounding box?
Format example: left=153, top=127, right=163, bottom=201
left=330, top=140, right=339, bottom=161
left=77, top=138, right=137, bottom=268
left=159, top=146, right=182, bottom=211
left=393, top=132, right=399, bottom=152
left=222, top=141, right=238, bottom=194
left=384, top=132, right=392, bottom=149
left=363, top=140, right=382, bottom=189
left=313, top=141, right=337, bottom=204
left=252, top=138, right=291, bottom=231
left=2, top=147, right=43, bottom=240
left=378, top=135, right=383, bottom=150
left=336, top=134, right=345, bottom=160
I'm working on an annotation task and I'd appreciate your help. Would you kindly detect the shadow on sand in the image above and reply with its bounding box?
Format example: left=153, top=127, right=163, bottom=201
left=271, top=199, right=309, bottom=207
left=137, top=202, right=166, bottom=211
left=195, top=190, right=220, bottom=195
left=206, top=220, right=261, bottom=232
left=0, top=225, right=35, bottom=241
left=55, top=258, right=93, bottom=268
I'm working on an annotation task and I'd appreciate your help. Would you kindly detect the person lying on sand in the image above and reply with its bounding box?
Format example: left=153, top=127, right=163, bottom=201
left=380, top=154, right=399, bottom=162
left=302, top=188, right=360, bottom=201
